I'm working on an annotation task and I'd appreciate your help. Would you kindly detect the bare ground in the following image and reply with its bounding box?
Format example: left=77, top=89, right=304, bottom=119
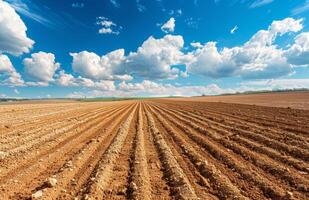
left=0, top=99, right=308, bottom=199
left=166, top=91, right=309, bottom=110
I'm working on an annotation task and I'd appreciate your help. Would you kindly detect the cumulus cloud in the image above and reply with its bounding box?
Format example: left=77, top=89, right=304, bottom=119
left=23, top=52, right=60, bottom=82
left=161, top=17, right=175, bottom=33
left=190, top=42, right=203, bottom=48
left=56, top=70, right=116, bottom=90
left=70, top=35, right=186, bottom=81
left=70, top=49, right=128, bottom=80
left=0, top=54, right=24, bottom=86
left=96, top=17, right=121, bottom=35
left=187, top=18, right=304, bottom=79
left=0, top=0, right=34, bottom=56
left=96, top=80, right=235, bottom=97
left=285, top=32, right=309, bottom=66
left=125, top=35, right=186, bottom=79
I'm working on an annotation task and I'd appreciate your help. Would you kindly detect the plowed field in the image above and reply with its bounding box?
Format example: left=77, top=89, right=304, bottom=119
left=0, top=99, right=308, bottom=199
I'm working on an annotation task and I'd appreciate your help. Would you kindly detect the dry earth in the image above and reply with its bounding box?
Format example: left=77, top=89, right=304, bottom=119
left=168, top=91, right=309, bottom=110
left=0, top=98, right=308, bottom=199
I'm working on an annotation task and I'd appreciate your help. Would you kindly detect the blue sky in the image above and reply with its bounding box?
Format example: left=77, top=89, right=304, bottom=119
left=1, top=0, right=309, bottom=98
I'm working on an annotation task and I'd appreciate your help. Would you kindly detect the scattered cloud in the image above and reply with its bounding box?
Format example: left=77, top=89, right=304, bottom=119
left=291, top=0, right=309, bottom=15
left=110, top=0, right=120, bottom=8
left=249, top=0, right=274, bottom=9
left=190, top=42, right=203, bottom=48
left=241, top=79, right=309, bottom=90
left=56, top=70, right=116, bottom=90
left=72, top=2, right=84, bottom=8
left=70, top=35, right=187, bottom=81
left=285, top=32, right=309, bottom=66
left=185, top=17, right=200, bottom=29
left=161, top=17, right=175, bottom=33
left=0, top=54, right=24, bottom=86
left=70, top=49, right=127, bottom=80
left=67, top=91, right=86, bottom=98
left=96, top=16, right=121, bottom=35
left=187, top=18, right=304, bottom=79
left=162, top=9, right=182, bottom=16
left=74, top=80, right=234, bottom=97
left=230, top=25, right=238, bottom=34
left=136, top=0, right=146, bottom=12
left=0, top=0, right=34, bottom=56
left=13, top=88, right=19, bottom=94
left=125, top=35, right=186, bottom=79
left=23, top=52, right=60, bottom=83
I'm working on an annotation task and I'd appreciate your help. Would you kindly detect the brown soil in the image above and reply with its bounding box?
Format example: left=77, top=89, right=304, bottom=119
left=0, top=99, right=308, bottom=199
left=167, top=91, right=309, bottom=110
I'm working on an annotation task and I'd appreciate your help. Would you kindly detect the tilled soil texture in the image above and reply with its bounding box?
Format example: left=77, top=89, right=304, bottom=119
left=0, top=100, right=308, bottom=200
left=167, top=91, right=309, bottom=110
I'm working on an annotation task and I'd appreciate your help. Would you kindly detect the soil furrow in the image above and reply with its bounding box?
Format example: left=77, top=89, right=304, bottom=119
left=144, top=105, right=198, bottom=200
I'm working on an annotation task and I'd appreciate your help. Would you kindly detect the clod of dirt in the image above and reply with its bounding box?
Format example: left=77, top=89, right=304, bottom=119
left=32, top=190, right=43, bottom=199
left=0, top=151, right=7, bottom=160
left=130, top=182, right=138, bottom=191
left=285, top=191, right=293, bottom=199
left=65, top=160, right=73, bottom=168
left=117, top=188, right=127, bottom=196
left=46, top=178, right=57, bottom=187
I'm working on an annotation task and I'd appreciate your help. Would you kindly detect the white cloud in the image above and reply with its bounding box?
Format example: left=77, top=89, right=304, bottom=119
left=110, top=0, right=120, bottom=8
left=6, top=0, right=52, bottom=27
left=249, top=0, right=273, bottom=8
left=291, top=0, right=309, bottom=15
left=96, top=17, right=120, bottom=35
left=65, top=77, right=309, bottom=98
left=269, top=18, right=303, bottom=36
left=0, top=0, right=34, bottom=56
left=99, top=28, right=119, bottom=35
left=70, top=49, right=127, bottom=80
left=23, top=52, right=60, bottom=82
left=163, top=9, right=182, bottom=16
left=187, top=18, right=304, bottom=79
left=67, top=91, right=86, bottom=98
left=70, top=35, right=186, bottom=81
left=125, top=35, right=186, bottom=79
left=0, top=54, right=24, bottom=86
left=190, top=42, right=203, bottom=48
left=13, top=88, right=19, bottom=94
left=56, top=70, right=116, bottom=90
left=285, top=32, right=309, bottom=66
left=136, top=0, right=146, bottom=12
left=242, top=79, right=309, bottom=90
left=230, top=25, right=238, bottom=34
left=115, top=80, right=234, bottom=97
left=161, top=17, right=175, bottom=33
left=55, top=70, right=76, bottom=86
left=184, top=17, right=200, bottom=29
left=72, top=2, right=84, bottom=8
left=0, top=54, right=15, bottom=73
